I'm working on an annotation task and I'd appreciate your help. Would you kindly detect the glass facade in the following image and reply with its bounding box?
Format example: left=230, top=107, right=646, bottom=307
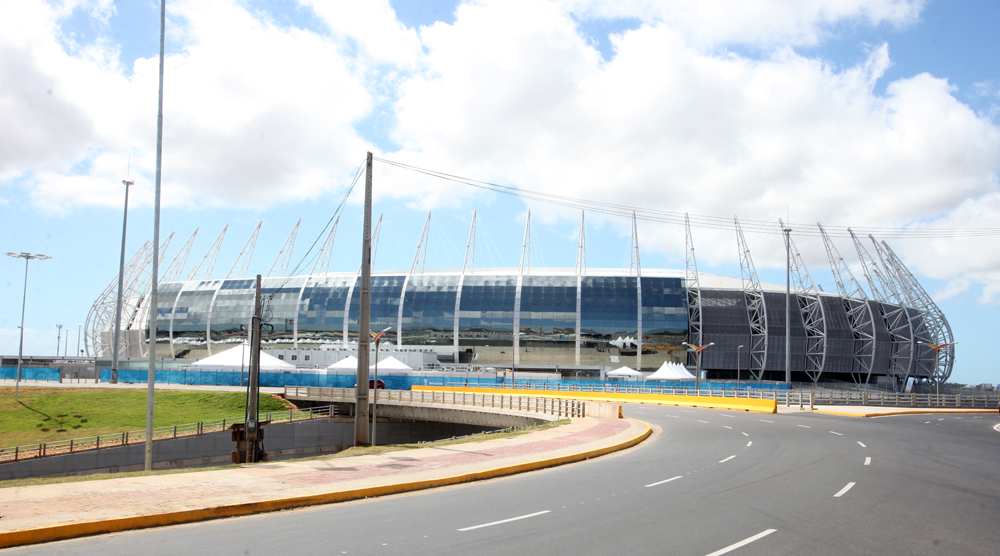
left=152, top=271, right=689, bottom=370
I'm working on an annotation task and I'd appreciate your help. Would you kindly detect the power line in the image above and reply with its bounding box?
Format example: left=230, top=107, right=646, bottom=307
left=374, top=157, right=1000, bottom=239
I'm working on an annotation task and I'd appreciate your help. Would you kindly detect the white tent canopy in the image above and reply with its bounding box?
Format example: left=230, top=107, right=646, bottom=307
left=646, top=361, right=696, bottom=380
left=327, top=356, right=359, bottom=371
left=606, top=366, right=643, bottom=378
left=370, top=356, right=412, bottom=375
left=189, top=342, right=295, bottom=372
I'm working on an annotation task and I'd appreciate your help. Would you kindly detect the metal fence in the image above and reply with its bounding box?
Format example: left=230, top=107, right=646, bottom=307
left=0, top=404, right=337, bottom=464
left=284, top=386, right=586, bottom=420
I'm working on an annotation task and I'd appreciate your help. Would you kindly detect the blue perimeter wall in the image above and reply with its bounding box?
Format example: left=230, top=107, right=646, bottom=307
left=2, top=367, right=790, bottom=391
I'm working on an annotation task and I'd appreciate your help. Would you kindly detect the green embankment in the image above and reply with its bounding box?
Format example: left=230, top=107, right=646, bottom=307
left=0, top=387, right=290, bottom=448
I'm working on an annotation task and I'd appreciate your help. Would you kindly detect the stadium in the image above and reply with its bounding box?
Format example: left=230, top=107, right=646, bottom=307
left=85, top=211, right=954, bottom=388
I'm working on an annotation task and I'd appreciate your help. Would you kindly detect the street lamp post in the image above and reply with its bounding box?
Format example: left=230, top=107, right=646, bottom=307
left=371, top=326, right=391, bottom=446
left=737, top=344, right=744, bottom=390
left=77, top=324, right=82, bottom=357
left=56, top=324, right=63, bottom=357
left=112, top=178, right=134, bottom=384
left=682, top=341, right=714, bottom=393
left=5, top=252, right=51, bottom=402
left=923, top=342, right=957, bottom=400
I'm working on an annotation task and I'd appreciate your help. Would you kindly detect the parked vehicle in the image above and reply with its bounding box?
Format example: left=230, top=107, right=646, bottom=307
left=353, top=379, right=386, bottom=389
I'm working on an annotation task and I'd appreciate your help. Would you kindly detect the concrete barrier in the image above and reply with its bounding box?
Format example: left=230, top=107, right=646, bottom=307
left=413, top=386, right=777, bottom=414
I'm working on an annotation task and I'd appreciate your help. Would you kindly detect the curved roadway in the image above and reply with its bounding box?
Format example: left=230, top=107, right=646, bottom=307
left=10, top=406, right=1000, bottom=555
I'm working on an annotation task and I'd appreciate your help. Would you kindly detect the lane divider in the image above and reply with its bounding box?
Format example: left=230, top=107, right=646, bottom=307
left=719, top=455, right=736, bottom=463
left=458, top=510, right=550, bottom=532
left=0, top=420, right=652, bottom=550
left=864, top=457, right=871, bottom=466
left=829, top=431, right=843, bottom=436
left=705, top=528, right=777, bottom=556
left=857, top=441, right=867, bottom=448
left=645, top=476, right=683, bottom=488
left=834, top=482, right=856, bottom=497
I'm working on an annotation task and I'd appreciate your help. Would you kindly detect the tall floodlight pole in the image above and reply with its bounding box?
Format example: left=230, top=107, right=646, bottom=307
left=56, top=324, right=63, bottom=357
left=112, top=179, right=133, bottom=383
left=145, top=0, right=166, bottom=472
left=77, top=324, right=82, bottom=356
left=6, top=252, right=50, bottom=402
left=355, top=152, right=374, bottom=446
left=782, top=223, right=792, bottom=384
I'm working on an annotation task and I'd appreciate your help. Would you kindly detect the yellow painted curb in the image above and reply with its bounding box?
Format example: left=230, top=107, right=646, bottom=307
left=0, top=419, right=651, bottom=549
left=813, top=408, right=998, bottom=418
left=414, top=385, right=778, bottom=414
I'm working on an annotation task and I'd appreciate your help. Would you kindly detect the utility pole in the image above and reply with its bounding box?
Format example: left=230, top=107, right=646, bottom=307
left=247, top=274, right=263, bottom=463
left=355, top=152, right=374, bottom=446
left=144, top=0, right=166, bottom=472
left=56, top=324, right=63, bottom=357
left=782, top=223, right=792, bottom=384
left=112, top=178, right=133, bottom=383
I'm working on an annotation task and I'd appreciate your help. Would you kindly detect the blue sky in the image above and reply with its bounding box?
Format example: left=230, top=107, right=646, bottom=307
left=1, top=0, right=999, bottom=386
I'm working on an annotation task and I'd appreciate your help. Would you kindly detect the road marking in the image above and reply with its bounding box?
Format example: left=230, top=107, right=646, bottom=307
left=938, top=418, right=944, bottom=421
left=747, top=441, right=752, bottom=447
left=724, top=425, right=733, bottom=429
left=720, top=414, right=735, bottom=417
left=741, top=432, right=749, bottom=437
left=829, top=431, right=843, bottom=436
left=681, top=410, right=695, bottom=413
left=666, top=415, right=679, bottom=418
left=857, top=441, right=867, bottom=448
left=796, top=425, right=810, bottom=428
left=864, top=457, right=871, bottom=466
left=698, top=420, right=710, bottom=424
left=759, top=419, right=774, bottom=423
left=994, top=424, right=1000, bottom=433
left=834, top=482, right=856, bottom=497
left=925, top=421, right=931, bottom=424
left=719, top=455, right=736, bottom=463
left=458, top=510, right=551, bottom=531
left=645, top=476, right=683, bottom=488
left=705, top=529, right=777, bottom=556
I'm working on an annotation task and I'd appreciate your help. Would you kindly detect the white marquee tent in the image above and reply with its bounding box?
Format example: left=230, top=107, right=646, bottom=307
left=370, top=356, right=413, bottom=375
left=189, top=342, right=295, bottom=372
left=327, top=356, right=359, bottom=371
left=646, top=361, right=696, bottom=380
left=606, top=366, right=644, bottom=379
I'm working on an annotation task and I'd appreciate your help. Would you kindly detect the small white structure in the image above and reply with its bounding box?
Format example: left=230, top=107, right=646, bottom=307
left=326, top=356, right=359, bottom=371
left=370, top=356, right=413, bottom=375
left=190, top=342, right=295, bottom=372
left=646, top=361, right=696, bottom=380
left=606, top=366, right=644, bottom=379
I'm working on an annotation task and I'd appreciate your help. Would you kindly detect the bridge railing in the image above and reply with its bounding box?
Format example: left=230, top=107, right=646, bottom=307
left=283, top=386, right=586, bottom=420
left=0, top=404, right=338, bottom=465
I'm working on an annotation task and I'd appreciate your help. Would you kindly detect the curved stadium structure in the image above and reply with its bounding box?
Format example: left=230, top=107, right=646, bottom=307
left=86, top=217, right=954, bottom=386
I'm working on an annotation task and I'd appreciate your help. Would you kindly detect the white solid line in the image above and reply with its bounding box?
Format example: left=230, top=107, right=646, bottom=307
left=857, top=441, right=867, bottom=448
left=705, top=529, right=777, bottom=556
left=645, top=476, right=683, bottom=488
left=719, top=455, right=736, bottom=463
left=698, top=420, right=710, bottom=424
left=458, top=510, right=551, bottom=531
left=741, top=432, right=749, bottom=437
left=796, top=425, right=810, bottom=428
left=829, top=431, right=843, bottom=436
left=864, top=457, right=871, bottom=466
left=747, top=441, right=752, bottom=447
left=721, top=414, right=735, bottom=417
left=834, top=482, right=856, bottom=497
left=724, top=425, right=733, bottom=429
left=759, top=419, right=774, bottom=423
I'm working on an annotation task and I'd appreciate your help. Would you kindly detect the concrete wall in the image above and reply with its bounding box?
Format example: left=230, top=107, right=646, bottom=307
left=0, top=417, right=493, bottom=481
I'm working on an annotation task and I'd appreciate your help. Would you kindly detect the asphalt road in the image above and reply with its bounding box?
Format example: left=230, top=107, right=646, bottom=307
left=9, top=406, right=1000, bottom=556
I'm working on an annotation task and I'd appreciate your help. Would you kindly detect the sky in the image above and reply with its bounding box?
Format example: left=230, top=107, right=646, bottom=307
left=1, top=0, right=999, bottom=386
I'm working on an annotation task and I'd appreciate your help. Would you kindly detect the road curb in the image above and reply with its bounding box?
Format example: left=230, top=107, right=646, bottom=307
left=0, top=419, right=651, bottom=550
left=813, top=408, right=998, bottom=418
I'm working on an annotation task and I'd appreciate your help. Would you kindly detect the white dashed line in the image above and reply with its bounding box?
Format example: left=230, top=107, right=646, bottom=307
left=938, top=419, right=945, bottom=421
left=698, top=420, right=710, bottom=424
left=719, top=455, right=736, bottom=463
left=834, top=482, right=856, bottom=497
left=741, top=432, right=749, bottom=437
left=747, top=441, right=752, bottom=447
left=724, top=425, right=733, bottom=430
left=829, top=431, right=843, bottom=436
left=720, top=414, right=735, bottom=418
left=925, top=421, right=931, bottom=424
left=645, top=476, right=683, bottom=488
left=796, top=425, right=810, bottom=428
left=459, top=511, right=550, bottom=531
left=759, top=420, right=774, bottom=423
left=857, top=441, right=867, bottom=448
left=705, top=529, right=777, bottom=556
left=864, top=457, right=871, bottom=466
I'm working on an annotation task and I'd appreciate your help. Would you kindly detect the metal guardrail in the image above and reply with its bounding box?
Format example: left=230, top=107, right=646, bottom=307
left=448, top=382, right=1000, bottom=409
left=283, top=386, right=585, bottom=420
left=0, top=404, right=338, bottom=465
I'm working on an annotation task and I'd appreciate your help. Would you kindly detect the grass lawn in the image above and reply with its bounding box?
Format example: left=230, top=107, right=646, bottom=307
left=0, top=387, right=291, bottom=448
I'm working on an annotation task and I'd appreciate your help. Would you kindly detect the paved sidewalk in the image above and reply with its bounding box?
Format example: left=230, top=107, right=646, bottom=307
left=0, top=416, right=650, bottom=548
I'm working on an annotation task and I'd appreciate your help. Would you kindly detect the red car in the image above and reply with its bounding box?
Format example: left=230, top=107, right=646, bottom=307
left=353, top=379, right=386, bottom=389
